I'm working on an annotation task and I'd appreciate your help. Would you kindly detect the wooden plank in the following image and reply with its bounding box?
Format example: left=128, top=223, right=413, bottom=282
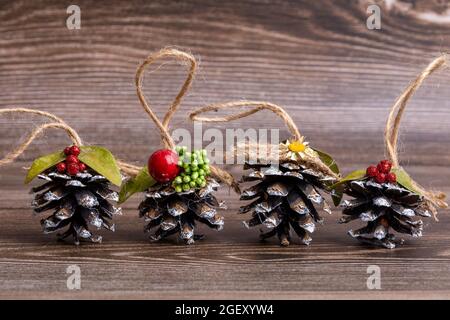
left=1, top=207, right=450, bottom=297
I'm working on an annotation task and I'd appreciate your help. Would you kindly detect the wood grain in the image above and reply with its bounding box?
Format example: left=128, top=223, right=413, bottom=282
left=1, top=0, right=450, bottom=299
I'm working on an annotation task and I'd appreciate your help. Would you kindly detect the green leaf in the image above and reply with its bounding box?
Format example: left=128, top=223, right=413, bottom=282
left=329, top=184, right=346, bottom=206
left=78, top=146, right=122, bottom=186
left=330, top=169, right=367, bottom=190
left=25, top=151, right=65, bottom=184
left=327, top=169, right=367, bottom=206
left=391, top=168, right=420, bottom=195
left=118, top=166, right=156, bottom=203
left=313, top=148, right=340, bottom=175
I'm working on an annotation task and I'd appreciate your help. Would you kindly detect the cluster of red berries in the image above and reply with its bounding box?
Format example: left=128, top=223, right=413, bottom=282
left=366, top=160, right=397, bottom=184
left=56, top=145, right=87, bottom=176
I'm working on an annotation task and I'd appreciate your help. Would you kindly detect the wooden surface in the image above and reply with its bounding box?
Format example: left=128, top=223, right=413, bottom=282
left=1, top=0, right=450, bottom=299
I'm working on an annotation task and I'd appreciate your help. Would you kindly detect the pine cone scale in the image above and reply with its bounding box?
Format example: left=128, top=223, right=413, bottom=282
left=140, top=177, right=224, bottom=244
left=240, top=160, right=335, bottom=246
left=31, top=171, right=119, bottom=244
left=341, top=177, right=428, bottom=249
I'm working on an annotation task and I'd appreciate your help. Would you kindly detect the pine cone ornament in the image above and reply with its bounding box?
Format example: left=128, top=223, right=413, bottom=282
left=188, top=101, right=341, bottom=246
left=118, top=48, right=240, bottom=244
left=239, top=140, right=338, bottom=246
left=129, top=147, right=226, bottom=244
left=29, top=145, right=122, bottom=245
left=139, top=176, right=225, bottom=244
left=338, top=160, right=434, bottom=249
left=336, top=55, right=450, bottom=248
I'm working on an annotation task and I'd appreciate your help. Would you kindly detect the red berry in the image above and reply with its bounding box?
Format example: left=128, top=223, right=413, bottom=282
left=366, top=165, right=378, bottom=177
left=375, top=172, right=386, bottom=184
left=67, top=163, right=79, bottom=176
left=78, top=163, right=87, bottom=172
left=69, top=145, right=81, bottom=156
left=148, top=149, right=180, bottom=183
left=386, top=172, right=397, bottom=183
left=64, top=147, right=71, bottom=155
left=377, top=160, right=392, bottom=174
left=56, top=162, right=66, bottom=173
left=65, top=155, right=79, bottom=164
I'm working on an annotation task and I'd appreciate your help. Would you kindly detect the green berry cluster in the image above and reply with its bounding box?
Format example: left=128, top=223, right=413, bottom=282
left=172, top=146, right=211, bottom=192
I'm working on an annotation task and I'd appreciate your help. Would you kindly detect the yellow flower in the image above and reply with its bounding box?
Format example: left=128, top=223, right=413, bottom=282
left=281, top=138, right=317, bottom=161
left=288, top=141, right=306, bottom=153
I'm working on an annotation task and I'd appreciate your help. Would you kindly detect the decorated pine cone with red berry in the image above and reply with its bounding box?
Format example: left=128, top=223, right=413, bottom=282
left=119, top=147, right=225, bottom=244
left=28, top=145, right=122, bottom=244
left=333, top=55, right=450, bottom=248
left=334, top=160, right=435, bottom=249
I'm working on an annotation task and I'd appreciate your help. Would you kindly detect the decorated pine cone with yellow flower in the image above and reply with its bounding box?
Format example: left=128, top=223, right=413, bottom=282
left=239, top=138, right=340, bottom=246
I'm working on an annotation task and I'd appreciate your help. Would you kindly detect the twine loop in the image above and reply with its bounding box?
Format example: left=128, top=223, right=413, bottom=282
left=384, top=54, right=448, bottom=211
left=129, top=48, right=239, bottom=191
left=135, top=48, right=197, bottom=150
left=0, top=108, right=82, bottom=167
left=190, top=100, right=302, bottom=141
left=0, top=108, right=141, bottom=176
left=190, top=100, right=339, bottom=180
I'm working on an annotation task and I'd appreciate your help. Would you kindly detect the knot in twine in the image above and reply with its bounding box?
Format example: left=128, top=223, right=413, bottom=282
left=385, top=54, right=449, bottom=215
left=0, top=108, right=82, bottom=167
left=122, top=47, right=239, bottom=191
left=189, top=100, right=340, bottom=181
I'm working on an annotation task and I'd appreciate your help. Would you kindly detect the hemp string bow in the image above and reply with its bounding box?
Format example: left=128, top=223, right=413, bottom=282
left=0, top=108, right=82, bottom=167
left=121, top=48, right=238, bottom=191
left=0, top=107, right=133, bottom=175
left=385, top=54, right=448, bottom=216
left=189, top=100, right=340, bottom=180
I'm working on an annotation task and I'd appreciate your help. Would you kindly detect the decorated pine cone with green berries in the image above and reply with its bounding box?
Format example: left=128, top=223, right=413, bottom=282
left=28, top=145, right=123, bottom=245
left=122, top=147, right=225, bottom=244
left=239, top=139, right=339, bottom=246
left=335, top=160, right=437, bottom=249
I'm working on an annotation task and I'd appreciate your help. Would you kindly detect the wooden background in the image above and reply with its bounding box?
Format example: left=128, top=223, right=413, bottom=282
left=1, top=0, right=450, bottom=299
